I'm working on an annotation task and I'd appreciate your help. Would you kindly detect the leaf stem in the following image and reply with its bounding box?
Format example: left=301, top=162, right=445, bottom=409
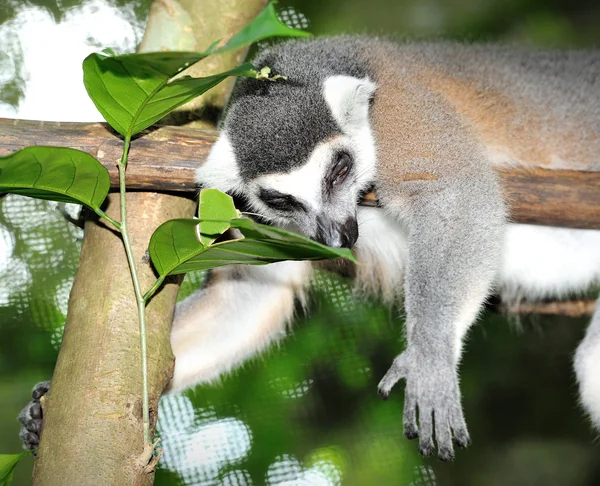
left=95, top=208, right=122, bottom=230
left=143, top=276, right=165, bottom=304
left=117, top=135, right=151, bottom=447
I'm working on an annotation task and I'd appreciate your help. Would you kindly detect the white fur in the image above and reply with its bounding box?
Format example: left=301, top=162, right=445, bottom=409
left=574, top=299, right=600, bottom=429
left=323, top=75, right=378, bottom=183
left=352, top=218, right=600, bottom=302
left=195, top=132, right=244, bottom=194
left=250, top=140, right=334, bottom=213
left=353, top=206, right=408, bottom=303
left=499, top=224, right=600, bottom=301
left=323, top=75, right=376, bottom=132
left=168, top=261, right=312, bottom=393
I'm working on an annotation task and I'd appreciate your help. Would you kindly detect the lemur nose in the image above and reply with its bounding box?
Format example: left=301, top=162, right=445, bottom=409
left=340, top=217, right=359, bottom=248
left=314, top=215, right=359, bottom=249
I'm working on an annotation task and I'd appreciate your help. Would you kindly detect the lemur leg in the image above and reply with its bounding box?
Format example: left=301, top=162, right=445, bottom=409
left=574, top=296, right=600, bottom=430
left=167, top=260, right=312, bottom=393
left=377, top=171, right=506, bottom=461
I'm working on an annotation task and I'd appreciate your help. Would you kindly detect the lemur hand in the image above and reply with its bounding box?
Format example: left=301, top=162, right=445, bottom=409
left=18, top=381, right=50, bottom=452
left=377, top=349, right=469, bottom=461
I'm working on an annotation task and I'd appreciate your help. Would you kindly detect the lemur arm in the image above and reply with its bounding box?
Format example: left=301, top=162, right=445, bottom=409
left=372, top=79, right=507, bottom=460
left=167, top=260, right=312, bottom=393
left=378, top=172, right=505, bottom=459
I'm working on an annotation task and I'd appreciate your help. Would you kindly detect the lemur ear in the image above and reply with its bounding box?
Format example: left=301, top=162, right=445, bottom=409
left=196, top=132, right=244, bottom=194
left=323, top=75, right=377, bottom=133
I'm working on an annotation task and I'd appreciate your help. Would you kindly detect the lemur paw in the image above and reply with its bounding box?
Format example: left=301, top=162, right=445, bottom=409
left=377, top=351, right=469, bottom=461
left=18, top=381, right=50, bottom=452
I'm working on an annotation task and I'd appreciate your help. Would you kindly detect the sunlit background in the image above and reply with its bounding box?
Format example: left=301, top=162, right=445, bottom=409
left=1, top=0, right=600, bottom=485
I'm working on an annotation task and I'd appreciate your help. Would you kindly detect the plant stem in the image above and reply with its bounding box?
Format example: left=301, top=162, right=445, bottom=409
left=117, top=135, right=152, bottom=447
left=143, top=276, right=165, bottom=304
left=95, top=208, right=121, bottom=230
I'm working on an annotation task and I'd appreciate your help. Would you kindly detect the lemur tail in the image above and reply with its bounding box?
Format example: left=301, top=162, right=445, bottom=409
left=574, top=295, right=600, bottom=430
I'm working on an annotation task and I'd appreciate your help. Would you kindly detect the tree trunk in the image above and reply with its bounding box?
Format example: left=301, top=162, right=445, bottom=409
left=31, top=0, right=267, bottom=484
left=32, top=193, right=191, bottom=485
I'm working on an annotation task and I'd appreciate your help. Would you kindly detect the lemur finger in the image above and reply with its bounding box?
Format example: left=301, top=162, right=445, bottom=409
left=434, top=409, right=454, bottom=462
left=31, top=381, right=50, bottom=400
left=377, top=354, right=406, bottom=399
left=448, top=395, right=469, bottom=444
left=18, top=401, right=42, bottom=451
left=29, top=402, right=42, bottom=419
left=18, top=381, right=50, bottom=451
left=417, top=407, right=435, bottom=457
left=449, top=403, right=470, bottom=448
left=403, top=393, right=418, bottom=440
left=19, top=427, right=39, bottom=451
left=26, top=418, right=43, bottom=435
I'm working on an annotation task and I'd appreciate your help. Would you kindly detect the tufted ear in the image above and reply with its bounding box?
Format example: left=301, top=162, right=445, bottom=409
left=196, top=132, right=244, bottom=194
left=323, top=75, right=376, bottom=133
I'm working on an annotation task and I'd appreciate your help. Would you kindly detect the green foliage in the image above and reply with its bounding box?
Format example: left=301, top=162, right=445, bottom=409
left=83, top=54, right=257, bottom=138
left=212, top=0, right=310, bottom=54
left=0, top=147, right=110, bottom=209
left=0, top=0, right=353, bottom=473
left=196, top=187, right=240, bottom=246
left=149, top=190, right=355, bottom=277
left=0, top=453, right=29, bottom=486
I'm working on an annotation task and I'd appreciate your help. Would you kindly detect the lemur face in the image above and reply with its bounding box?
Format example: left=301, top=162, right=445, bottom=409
left=196, top=75, right=377, bottom=249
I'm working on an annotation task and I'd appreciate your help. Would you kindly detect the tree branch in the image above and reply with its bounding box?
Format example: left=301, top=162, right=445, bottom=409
left=1, top=118, right=599, bottom=229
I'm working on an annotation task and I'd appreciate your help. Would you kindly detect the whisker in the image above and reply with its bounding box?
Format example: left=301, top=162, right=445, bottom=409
left=241, top=211, right=275, bottom=223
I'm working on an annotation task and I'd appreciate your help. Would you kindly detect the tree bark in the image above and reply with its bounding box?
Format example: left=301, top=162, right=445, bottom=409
left=30, top=0, right=267, bottom=484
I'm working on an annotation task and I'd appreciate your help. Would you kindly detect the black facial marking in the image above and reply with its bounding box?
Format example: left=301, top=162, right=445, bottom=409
left=258, top=188, right=307, bottom=213
left=224, top=38, right=372, bottom=181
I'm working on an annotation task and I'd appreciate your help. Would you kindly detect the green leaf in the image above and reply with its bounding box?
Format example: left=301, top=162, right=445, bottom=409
left=197, top=188, right=239, bottom=246
left=148, top=217, right=356, bottom=277
left=0, top=452, right=30, bottom=486
left=130, top=63, right=257, bottom=135
left=83, top=50, right=258, bottom=137
left=0, top=146, right=110, bottom=209
left=214, top=1, right=310, bottom=55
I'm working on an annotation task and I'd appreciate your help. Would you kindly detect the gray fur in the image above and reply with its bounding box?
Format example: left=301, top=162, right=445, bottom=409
left=208, top=37, right=598, bottom=460
left=224, top=38, right=372, bottom=180
left=214, top=37, right=514, bottom=460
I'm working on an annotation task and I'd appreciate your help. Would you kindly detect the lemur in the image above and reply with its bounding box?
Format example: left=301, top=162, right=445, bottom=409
left=20, top=37, right=600, bottom=461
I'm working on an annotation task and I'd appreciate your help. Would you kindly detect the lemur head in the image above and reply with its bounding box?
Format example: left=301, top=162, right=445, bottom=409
left=196, top=40, right=377, bottom=249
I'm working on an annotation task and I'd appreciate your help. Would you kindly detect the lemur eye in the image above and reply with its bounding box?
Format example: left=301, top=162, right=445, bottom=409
left=331, top=151, right=352, bottom=186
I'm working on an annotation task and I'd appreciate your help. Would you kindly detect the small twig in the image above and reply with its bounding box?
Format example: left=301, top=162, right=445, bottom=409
left=498, top=299, right=596, bottom=317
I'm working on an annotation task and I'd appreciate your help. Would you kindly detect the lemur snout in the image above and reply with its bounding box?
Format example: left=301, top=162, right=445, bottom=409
left=315, top=215, right=358, bottom=249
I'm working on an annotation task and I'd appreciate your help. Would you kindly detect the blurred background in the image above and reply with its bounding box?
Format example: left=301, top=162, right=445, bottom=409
left=1, top=0, right=600, bottom=485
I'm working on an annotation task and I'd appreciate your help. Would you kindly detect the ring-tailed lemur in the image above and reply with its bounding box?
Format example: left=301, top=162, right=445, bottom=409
left=20, top=37, right=600, bottom=461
